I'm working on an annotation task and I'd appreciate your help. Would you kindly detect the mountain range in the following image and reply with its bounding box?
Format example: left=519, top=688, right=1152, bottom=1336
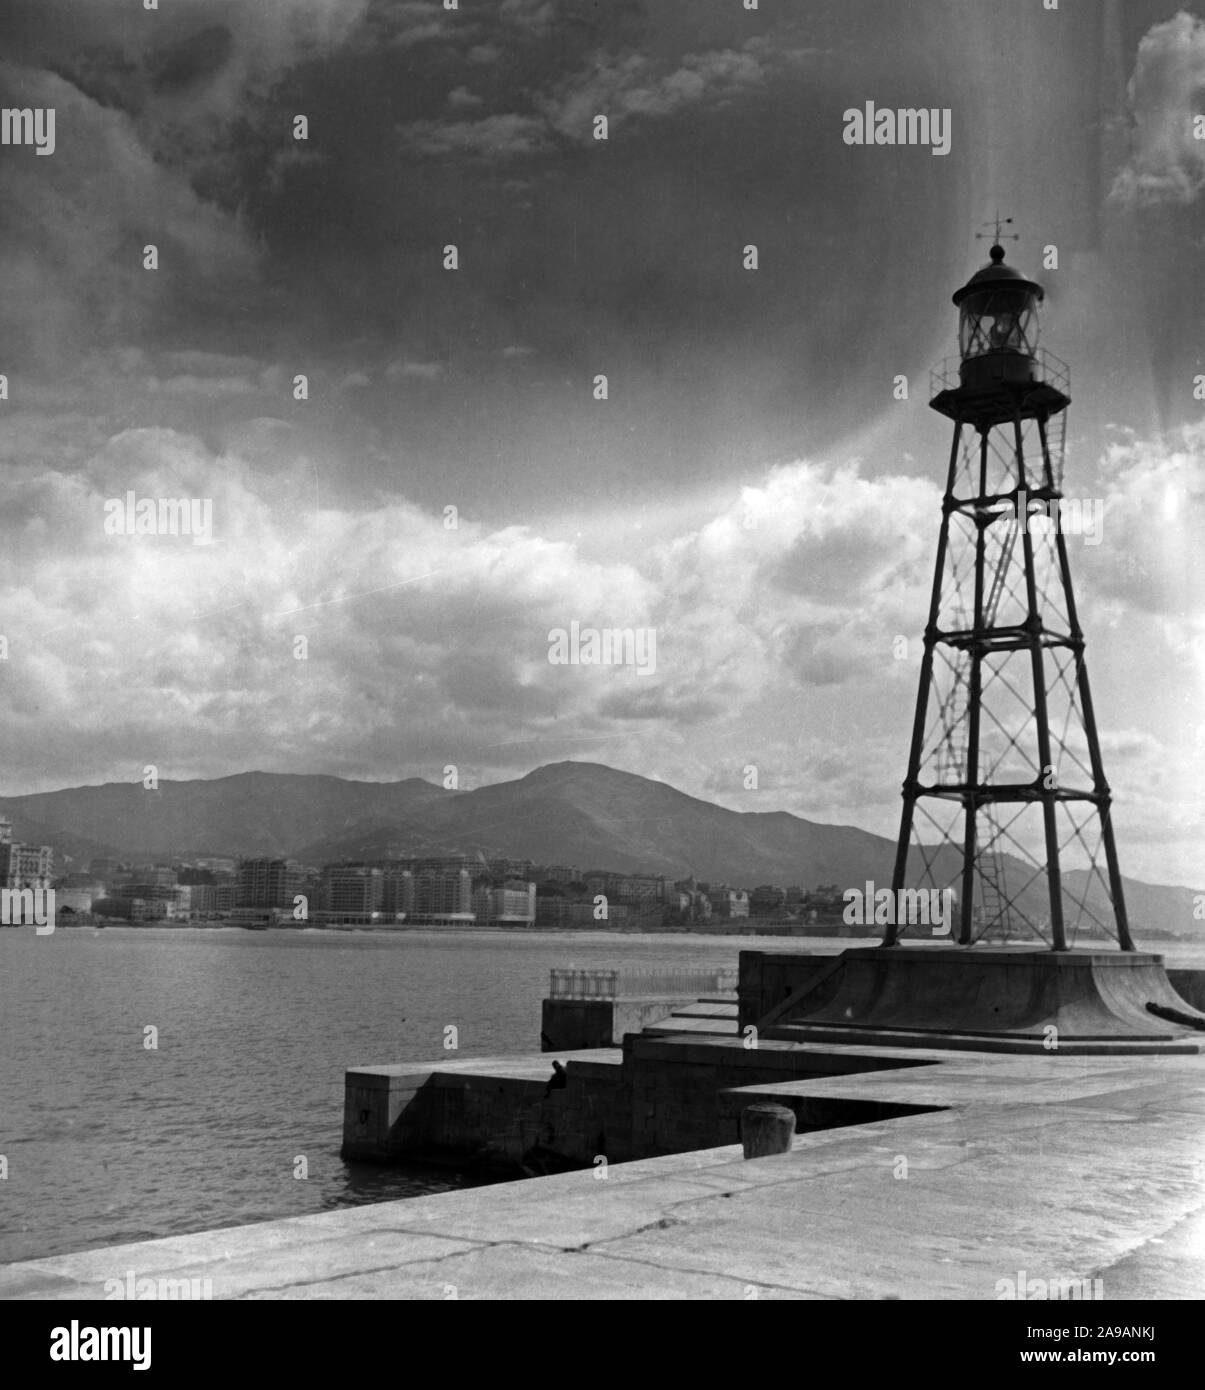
left=1, top=762, right=1199, bottom=938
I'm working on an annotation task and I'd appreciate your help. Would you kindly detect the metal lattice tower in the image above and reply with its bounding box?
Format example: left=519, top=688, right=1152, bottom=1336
left=885, top=240, right=1133, bottom=951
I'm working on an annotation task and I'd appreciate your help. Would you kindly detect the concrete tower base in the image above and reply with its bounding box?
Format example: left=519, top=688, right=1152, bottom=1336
left=761, top=948, right=1205, bottom=1055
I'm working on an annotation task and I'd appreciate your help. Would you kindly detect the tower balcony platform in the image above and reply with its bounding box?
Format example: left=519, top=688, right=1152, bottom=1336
left=929, top=348, right=1070, bottom=429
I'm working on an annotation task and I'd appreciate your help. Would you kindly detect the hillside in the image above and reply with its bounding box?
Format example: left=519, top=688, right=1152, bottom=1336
left=3, top=761, right=1199, bottom=938
left=0, top=771, right=445, bottom=862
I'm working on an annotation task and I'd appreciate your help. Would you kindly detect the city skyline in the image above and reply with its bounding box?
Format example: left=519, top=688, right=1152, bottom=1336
left=0, top=0, right=1201, bottom=888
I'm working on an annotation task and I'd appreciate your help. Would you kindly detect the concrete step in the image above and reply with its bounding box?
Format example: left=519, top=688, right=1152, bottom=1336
left=669, top=1001, right=738, bottom=1020
left=637, top=993, right=741, bottom=1038
left=642, top=1015, right=740, bottom=1037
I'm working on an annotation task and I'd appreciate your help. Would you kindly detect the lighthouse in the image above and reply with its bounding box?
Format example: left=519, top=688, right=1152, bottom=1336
left=884, top=232, right=1133, bottom=952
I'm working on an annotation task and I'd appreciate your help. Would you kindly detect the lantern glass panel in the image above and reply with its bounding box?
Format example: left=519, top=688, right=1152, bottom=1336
left=959, top=286, right=1039, bottom=360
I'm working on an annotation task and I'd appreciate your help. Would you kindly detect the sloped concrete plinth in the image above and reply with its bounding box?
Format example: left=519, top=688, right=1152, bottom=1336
left=764, top=948, right=1205, bottom=1055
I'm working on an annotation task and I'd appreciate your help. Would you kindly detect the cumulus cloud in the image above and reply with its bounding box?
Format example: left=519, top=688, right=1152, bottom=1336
left=396, top=34, right=811, bottom=157
left=0, top=427, right=648, bottom=785
left=1111, top=10, right=1205, bottom=207
left=397, top=112, right=550, bottom=159
left=1094, top=420, right=1205, bottom=629
left=652, top=462, right=936, bottom=699
left=542, top=44, right=773, bottom=141
left=0, top=440, right=933, bottom=788
left=0, top=426, right=1200, bottom=882
left=447, top=86, right=484, bottom=111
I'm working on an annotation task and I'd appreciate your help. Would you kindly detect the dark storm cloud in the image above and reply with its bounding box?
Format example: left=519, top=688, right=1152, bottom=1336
left=0, top=0, right=967, bottom=509
left=42, top=45, right=146, bottom=116
left=149, top=24, right=234, bottom=93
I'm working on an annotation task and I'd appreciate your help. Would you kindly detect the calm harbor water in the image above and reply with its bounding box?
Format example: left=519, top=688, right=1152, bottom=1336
left=0, top=926, right=750, bottom=1266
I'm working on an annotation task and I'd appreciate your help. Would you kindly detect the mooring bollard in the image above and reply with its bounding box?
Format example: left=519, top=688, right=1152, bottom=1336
left=741, top=1102, right=796, bottom=1159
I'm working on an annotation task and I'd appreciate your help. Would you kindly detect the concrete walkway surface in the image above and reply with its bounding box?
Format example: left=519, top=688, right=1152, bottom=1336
left=3, top=1045, right=1203, bottom=1300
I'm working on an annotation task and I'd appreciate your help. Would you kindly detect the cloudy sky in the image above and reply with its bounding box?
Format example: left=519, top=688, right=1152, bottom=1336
left=0, top=0, right=1202, bottom=886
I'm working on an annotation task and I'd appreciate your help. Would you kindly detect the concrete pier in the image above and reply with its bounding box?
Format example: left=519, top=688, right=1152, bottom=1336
left=4, top=1045, right=1203, bottom=1299
left=342, top=1048, right=625, bottom=1172
left=343, top=949, right=1205, bottom=1174
left=6, top=946, right=1200, bottom=1300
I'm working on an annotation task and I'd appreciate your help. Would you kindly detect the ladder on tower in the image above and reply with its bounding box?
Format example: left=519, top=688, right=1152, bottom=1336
left=937, top=676, right=969, bottom=784
left=976, top=511, right=1021, bottom=940
left=939, top=515, right=1016, bottom=789
left=978, top=836, right=1012, bottom=941
left=1047, top=409, right=1067, bottom=492
left=951, top=511, right=1019, bottom=806
left=983, top=514, right=1018, bottom=630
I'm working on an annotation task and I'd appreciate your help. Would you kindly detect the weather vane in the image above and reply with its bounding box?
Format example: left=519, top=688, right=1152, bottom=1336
left=975, top=211, right=1020, bottom=246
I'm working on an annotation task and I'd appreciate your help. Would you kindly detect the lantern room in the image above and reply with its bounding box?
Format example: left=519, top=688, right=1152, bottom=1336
left=952, top=244, right=1044, bottom=391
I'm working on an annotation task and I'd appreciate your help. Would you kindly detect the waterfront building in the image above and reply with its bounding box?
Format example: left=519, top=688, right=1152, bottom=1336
left=535, top=897, right=629, bottom=928
left=55, top=887, right=96, bottom=916
left=127, top=899, right=169, bottom=921
left=748, top=885, right=786, bottom=916
left=707, top=885, right=751, bottom=918
left=535, top=863, right=581, bottom=884
left=473, top=881, right=536, bottom=924
left=408, top=855, right=472, bottom=877
left=110, top=880, right=190, bottom=917
left=111, top=881, right=179, bottom=904
left=804, top=884, right=847, bottom=914
left=188, top=883, right=237, bottom=917
left=481, top=857, right=535, bottom=881
left=583, top=872, right=674, bottom=903
left=236, top=857, right=305, bottom=909
left=673, top=880, right=713, bottom=922
left=56, top=873, right=104, bottom=891
left=192, top=856, right=236, bottom=874
left=380, top=868, right=415, bottom=916
left=412, top=868, right=474, bottom=924
left=0, top=839, right=54, bottom=892
left=322, top=865, right=384, bottom=916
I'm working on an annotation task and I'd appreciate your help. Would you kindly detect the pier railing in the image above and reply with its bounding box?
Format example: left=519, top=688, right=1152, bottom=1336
left=548, top=966, right=738, bottom=1000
